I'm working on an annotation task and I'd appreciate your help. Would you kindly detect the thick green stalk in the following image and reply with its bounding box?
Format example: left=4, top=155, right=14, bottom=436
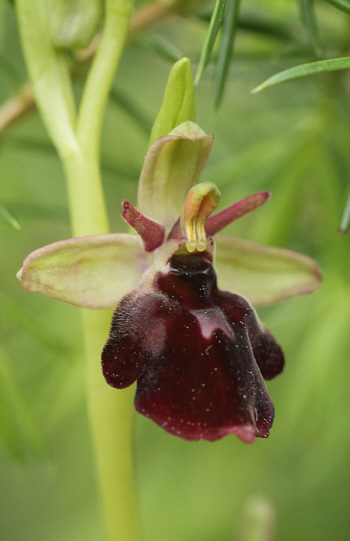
left=82, top=308, right=139, bottom=541
left=16, top=1, right=139, bottom=540
left=77, top=0, right=135, bottom=161
left=63, top=153, right=140, bottom=541
left=63, top=151, right=108, bottom=237
left=16, top=0, right=78, bottom=158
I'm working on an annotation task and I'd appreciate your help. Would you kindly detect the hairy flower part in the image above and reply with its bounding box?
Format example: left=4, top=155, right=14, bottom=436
left=102, top=247, right=284, bottom=443
left=17, top=122, right=322, bottom=442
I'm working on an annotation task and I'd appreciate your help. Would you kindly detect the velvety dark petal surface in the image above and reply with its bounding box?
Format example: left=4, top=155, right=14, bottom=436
left=102, top=290, right=180, bottom=388
left=102, top=249, right=284, bottom=443
left=135, top=320, right=274, bottom=443
left=218, top=291, right=285, bottom=380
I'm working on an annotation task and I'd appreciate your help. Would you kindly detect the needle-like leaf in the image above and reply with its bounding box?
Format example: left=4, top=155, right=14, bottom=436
left=339, top=188, right=350, bottom=235
left=297, top=0, right=322, bottom=55
left=213, top=0, right=241, bottom=109
left=0, top=348, right=47, bottom=461
left=139, top=35, right=184, bottom=63
left=322, top=0, right=350, bottom=15
left=0, top=203, right=20, bottom=230
left=110, top=86, right=153, bottom=135
left=195, top=0, right=228, bottom=85
left=251, top=56, right=350, bottom=93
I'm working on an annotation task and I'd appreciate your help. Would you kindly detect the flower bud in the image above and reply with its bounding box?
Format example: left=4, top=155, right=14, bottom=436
left=47, top=0, right=103, bottom=50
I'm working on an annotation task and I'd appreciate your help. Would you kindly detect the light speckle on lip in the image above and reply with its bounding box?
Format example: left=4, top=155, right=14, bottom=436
left=103, top=248, right=284, bottom=443
left=194, top=308, right=232, bottom=340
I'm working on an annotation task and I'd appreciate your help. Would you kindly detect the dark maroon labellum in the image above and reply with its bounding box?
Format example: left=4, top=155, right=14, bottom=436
left=102, top=250, right=284, bottom=443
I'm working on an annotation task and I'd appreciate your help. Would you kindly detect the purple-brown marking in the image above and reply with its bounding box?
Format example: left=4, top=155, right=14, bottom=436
left=102, top=250, right=284, bottom=443
left=122, top=201, right=165, bottom=252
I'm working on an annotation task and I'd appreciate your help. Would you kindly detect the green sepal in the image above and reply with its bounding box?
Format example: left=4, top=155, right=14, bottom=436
left=148, top=57, right=196, bottom=147
left=138, top=121, right=214, bottom=229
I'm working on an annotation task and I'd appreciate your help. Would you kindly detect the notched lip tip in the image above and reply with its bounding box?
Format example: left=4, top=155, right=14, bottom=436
left=189, top=424, right=258, bottom=444
left=231, top=425, right=257, bottom=445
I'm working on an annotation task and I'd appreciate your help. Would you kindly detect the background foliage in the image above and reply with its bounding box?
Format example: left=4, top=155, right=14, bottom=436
left=1, top=0, right=350, bottom=540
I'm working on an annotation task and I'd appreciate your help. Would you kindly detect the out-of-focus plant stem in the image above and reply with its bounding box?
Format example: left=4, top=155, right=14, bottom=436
left=15, top=1, right=140, bottom=540
left=0, top=0, right=207, bottom=138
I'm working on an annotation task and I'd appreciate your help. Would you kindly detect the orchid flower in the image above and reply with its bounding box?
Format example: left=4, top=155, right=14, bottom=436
left=17, top=121, right=321, bottom=444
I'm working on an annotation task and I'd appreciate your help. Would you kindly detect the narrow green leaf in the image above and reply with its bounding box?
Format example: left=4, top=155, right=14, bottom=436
left=110, top=86, right=153, bottom=135
left=213, top=0, right=241, bottom=109
left=195, top=0, right=228, bottom=85
left=251, top=56, right=350, bottom=93
left=138, top=35, right=184, bottom=64
left=0, top=53, right=23, bottom=91
left=5, top=136, right=139, bottom=180
left=197, top=9, right=294, bottom=42
left=0, top=293, right=72, bottom=353
left=297, top=0, right=322, bottom=55
left=322, top=0, right=350, bottom=15
left=0, top=203, right=20, bottom=229
left=0, top=202, right=67, bottom=222
left=5, top=135, right=55, bottom=155
left=149, top=57, right=196, bottom=147
left=339, top=189, right=350, bottom=235
left=0, top=347, right=47, bottom=461
left=236, top=13, right=294, bottom=41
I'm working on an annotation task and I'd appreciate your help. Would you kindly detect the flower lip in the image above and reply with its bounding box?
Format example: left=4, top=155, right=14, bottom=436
left=102, top=247, right=284, bottom=443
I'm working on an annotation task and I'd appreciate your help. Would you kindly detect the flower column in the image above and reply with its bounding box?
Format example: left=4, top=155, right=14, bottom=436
left=15, top=1, right=139, bottom=540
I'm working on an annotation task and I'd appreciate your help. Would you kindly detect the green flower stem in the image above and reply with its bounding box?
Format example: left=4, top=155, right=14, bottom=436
left=83, top=309, right=140, bottom=541
left=239, top=496, right=275, bottom=541
left=63, top=151, right=140, bottom=541
left=16, top=0, right=78, bottom=159
left=77, top=0, right=135, bottom=162
left=16, top=1, right=140, bottom=540
left=63, top=151, right=109, bottom=237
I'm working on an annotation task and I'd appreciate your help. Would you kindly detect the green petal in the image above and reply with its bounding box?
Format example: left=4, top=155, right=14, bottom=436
left=18, top=234, right=149, bottom=308
left=215, top=235, right=322, bottom=306
left=138, top=121, right=214, bottom=229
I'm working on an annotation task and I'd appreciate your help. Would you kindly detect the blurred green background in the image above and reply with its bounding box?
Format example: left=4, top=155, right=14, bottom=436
left=1, top=0, right=350, bottom=540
